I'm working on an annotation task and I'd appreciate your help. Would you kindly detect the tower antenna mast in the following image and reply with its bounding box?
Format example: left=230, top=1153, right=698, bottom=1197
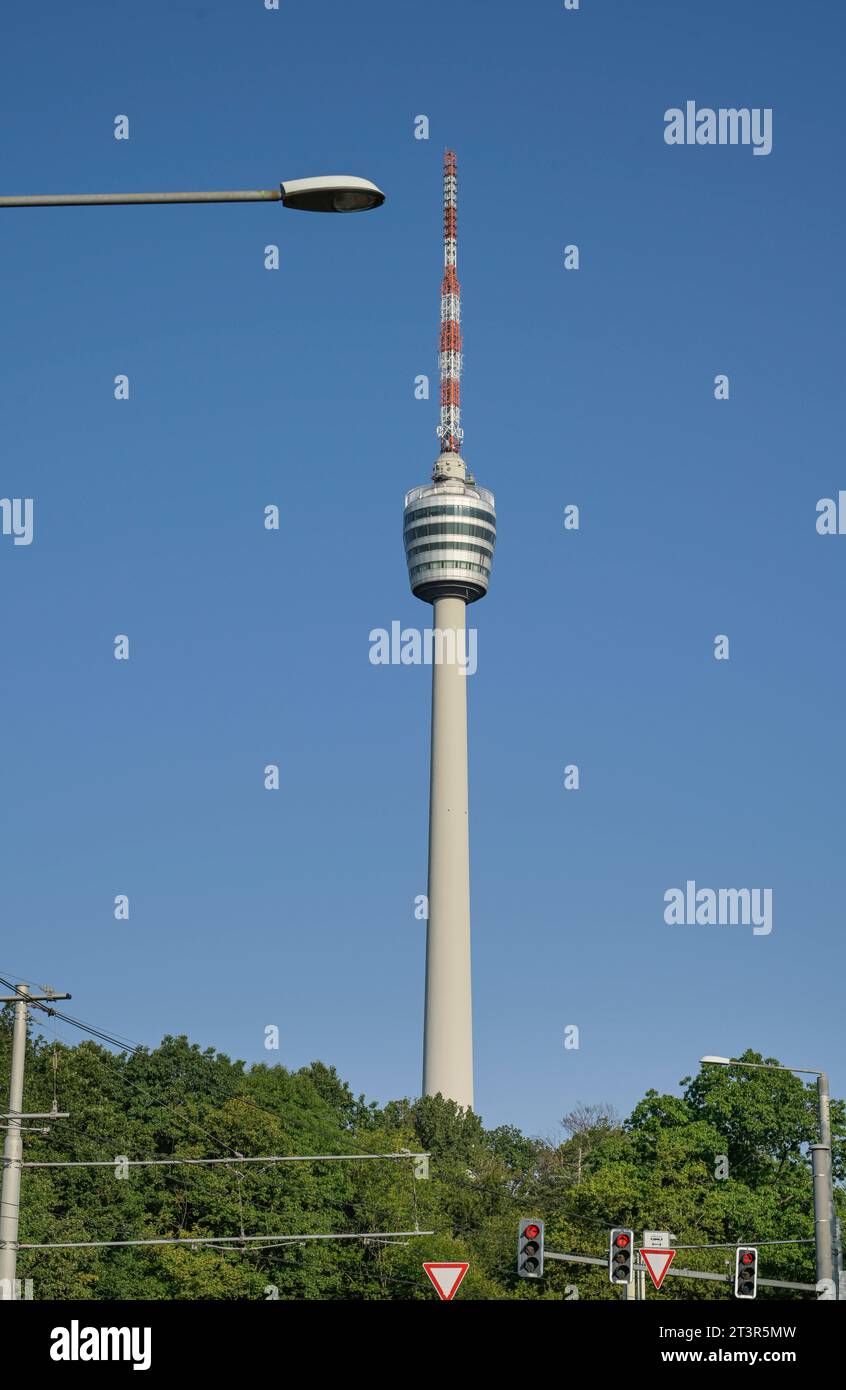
left=438, top=150, right=463, bottom=456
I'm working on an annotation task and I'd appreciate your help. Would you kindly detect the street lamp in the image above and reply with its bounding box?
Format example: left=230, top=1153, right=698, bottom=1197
left=700, top=1055, right=839, bottom=1294
left=0, top=174, right=385, bottom=212
left=0, top=163, right=384, bottom=1300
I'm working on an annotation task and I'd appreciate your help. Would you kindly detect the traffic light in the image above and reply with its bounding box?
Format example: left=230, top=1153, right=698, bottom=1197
left=517, top=1218, right=544, bottom=1278
left=609, top=1228, right=634, bottom=1284
left=734, top=1246, right=758, bottom=1299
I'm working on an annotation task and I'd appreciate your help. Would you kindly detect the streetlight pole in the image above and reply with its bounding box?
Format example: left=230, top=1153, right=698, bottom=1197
left=816, top=1070, right=844, bottom=1294
left=0, top=164, right=383, bottom=1286
left=700, top=1056, right=838, bottom=1295
left=0, top=189, right=282, bottom=208
left=0, top=174, right=385, bottom=214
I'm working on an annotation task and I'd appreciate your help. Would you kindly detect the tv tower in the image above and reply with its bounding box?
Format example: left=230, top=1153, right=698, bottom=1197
left=403, top=151, right=496, bottom=1109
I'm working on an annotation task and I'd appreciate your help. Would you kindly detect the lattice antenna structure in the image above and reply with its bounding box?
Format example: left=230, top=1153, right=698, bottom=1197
left=437, top=150, right=463, bottom=455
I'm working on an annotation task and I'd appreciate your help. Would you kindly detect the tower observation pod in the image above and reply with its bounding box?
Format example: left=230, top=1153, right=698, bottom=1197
left=403, top=151, right=496, bottom=1110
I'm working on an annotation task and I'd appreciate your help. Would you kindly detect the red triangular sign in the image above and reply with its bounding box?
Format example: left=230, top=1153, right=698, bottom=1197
left=423, top=1262, right=469, bottom=1300
left=640, top=1248, right=675, bottom=1290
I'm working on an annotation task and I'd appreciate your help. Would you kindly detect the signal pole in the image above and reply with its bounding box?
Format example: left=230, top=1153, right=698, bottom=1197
left=815, top=1072, right=840, bottom=1295
left=0, top=984, right=71, bottom=1297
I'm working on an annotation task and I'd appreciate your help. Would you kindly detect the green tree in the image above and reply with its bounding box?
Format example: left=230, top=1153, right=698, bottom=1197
left=2, top=1013, right=841, bottom=1301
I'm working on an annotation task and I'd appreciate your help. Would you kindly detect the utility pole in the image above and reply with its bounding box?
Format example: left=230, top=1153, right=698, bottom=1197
left=0, top=984, right=71, bottom=1298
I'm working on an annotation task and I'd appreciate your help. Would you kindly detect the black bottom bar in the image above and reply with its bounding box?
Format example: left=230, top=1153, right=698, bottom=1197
left=8, top=1294, right=832, bottom=1376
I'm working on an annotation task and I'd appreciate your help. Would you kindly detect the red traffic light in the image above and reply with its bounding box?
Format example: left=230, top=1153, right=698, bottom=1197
left=518, top=1219, right=544, bottom=1279
left=734, top=1246, right=759, bottom=1299
left=609, top=1229, right=635, bottom=1284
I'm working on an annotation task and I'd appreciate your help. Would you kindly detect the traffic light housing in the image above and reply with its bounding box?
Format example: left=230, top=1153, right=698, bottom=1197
left=609, top=1228, right=634, bottom=1284
left=734, top=1246, right=758, bottom=1299
left=517, top=1218, right=544, bottom=1278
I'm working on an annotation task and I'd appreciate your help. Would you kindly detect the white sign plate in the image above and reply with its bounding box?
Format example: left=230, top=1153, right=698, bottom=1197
left=643, top=1230, right=671, bottom=1249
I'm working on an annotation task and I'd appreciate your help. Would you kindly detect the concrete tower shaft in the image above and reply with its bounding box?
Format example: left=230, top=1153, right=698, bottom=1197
left=423, top=593, right=473, bottom=1106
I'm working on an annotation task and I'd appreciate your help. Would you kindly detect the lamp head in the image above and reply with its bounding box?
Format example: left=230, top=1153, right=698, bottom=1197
left=280, top=175, right=385, bottom=213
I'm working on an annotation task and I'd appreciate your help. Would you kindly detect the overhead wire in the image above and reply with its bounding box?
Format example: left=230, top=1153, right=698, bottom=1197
left=0, top=975, right=146, bottom=1055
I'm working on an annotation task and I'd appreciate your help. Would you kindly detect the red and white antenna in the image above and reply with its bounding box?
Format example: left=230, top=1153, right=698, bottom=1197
left=437, top=150, right=463, bottom=455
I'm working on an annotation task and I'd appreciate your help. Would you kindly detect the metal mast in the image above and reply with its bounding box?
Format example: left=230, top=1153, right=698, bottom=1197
left=438, top=151, right=463, bottom=456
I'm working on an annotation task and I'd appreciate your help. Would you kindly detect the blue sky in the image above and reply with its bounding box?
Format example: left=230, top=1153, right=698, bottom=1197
left=2, top=0, right=843, bottom=1136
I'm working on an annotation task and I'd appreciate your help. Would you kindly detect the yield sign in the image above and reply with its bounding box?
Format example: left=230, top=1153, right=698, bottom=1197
left=423, top=1262, right=469, bottom=1300
left=640, top=1248, right=676, bottom=1290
